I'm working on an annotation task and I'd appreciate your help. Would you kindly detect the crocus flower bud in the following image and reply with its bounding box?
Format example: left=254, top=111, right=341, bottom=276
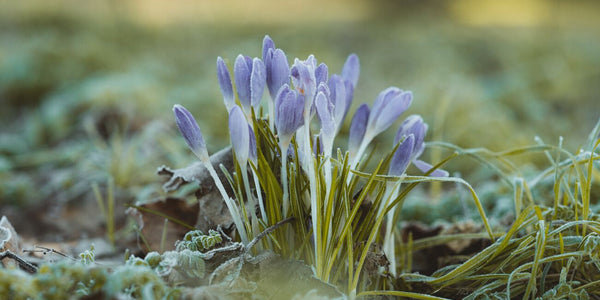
left=348, top=103, right=370, bottom=155
left=394, top=115, right=428, bottom=160
left=235, top=55, right=266, bottom=115
left=234, top=55, right=253, bottom=112
left=341, top=54, right=360, bottom=88
left=265, top=48, right=290, bottom=99
left=229, top=105, right=250, bottom=166
left=262, top=35, right=275, bottom=62
left=275, top=84, right=305, bottom=139
left=291, top=55, right=317, bottom=109
left=173, top=104, right=209, bottom=162
left=367, top=87, right=413, bottom=138
left=250, top=58, right=266, bottom=111
left=315, top=91, right=335, bottom=142
left=217, top=57, right=234, bottom=111
left=389, top=134, right=415, bottom=176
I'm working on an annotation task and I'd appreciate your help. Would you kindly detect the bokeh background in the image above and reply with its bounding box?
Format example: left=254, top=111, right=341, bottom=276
left=1, top=0, right=599, bottom=239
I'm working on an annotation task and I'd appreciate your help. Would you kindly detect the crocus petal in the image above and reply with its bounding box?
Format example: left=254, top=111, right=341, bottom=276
left=348, top=103, right=370, bottom=155
left=328, top=74, right=347, bottom=129
left=368, top=88, right=413, bottom=137
left=291, top=56, right=317, bottom=108
left=315, top=63, right=328, bottom=87
left=389, top=134, right=415, bottom=176
left=275, top=84, right=305, bottom=138
left=248, top=124, right=257, bottom=164
left=234, top=55, right=252, bottom=112
left=262, top=35, right=275, bottom=63
left=250, top=58, right=266, bottom=111
left=217, top=57, right=234, bottom=110
left=266, top=48, right=290, bottom=99
left=341, top=54, right=360, bottom=87
left=173, top=104, right=209, bottom=161
left=315, top=91, right=335, bottom=139
left=229, top=105, right=250, bottom=165
left=413, top=159, right=449, bottom=177
left=343, top=80, right=354, bottom=123
left=309, top=81, right=326, bottom=116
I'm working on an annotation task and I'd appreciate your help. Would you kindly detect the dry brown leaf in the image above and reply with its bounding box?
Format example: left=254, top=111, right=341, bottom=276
left=128, top=197, right=199, bottom=253
left=1, top=216, right=22, bottom=268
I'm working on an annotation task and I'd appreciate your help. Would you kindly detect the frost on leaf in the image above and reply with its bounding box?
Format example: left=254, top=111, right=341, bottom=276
left=156, top=146, right=237, bottom=234
left=157, top=146, right=233, bottom=192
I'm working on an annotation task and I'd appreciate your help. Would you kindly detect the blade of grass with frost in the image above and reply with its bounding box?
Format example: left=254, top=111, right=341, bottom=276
left=173, top=104, right=249, bottom=245
left=229, top=105, right=260, bottom=237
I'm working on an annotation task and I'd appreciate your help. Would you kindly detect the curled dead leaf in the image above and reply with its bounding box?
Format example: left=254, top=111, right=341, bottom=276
left=1, top=216, right=21, bottom=268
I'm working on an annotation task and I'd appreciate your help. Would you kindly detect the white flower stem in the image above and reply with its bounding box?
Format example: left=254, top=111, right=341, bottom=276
left=278, top=137, right=292, bottom=217
left=268, top=99, right=275, bottom=132
left=303, top=113, right=321, bottom=276
left=203, top=160, right=249, bottom=245
left=240, top=164, right=260, bottom=240
left=251, top=168, right=267, bottom=224
left=322, top=145, right=333, bottom=245
left=381, top=181, right=401, bottom=277
left=347, top=132, right=374, bottom=184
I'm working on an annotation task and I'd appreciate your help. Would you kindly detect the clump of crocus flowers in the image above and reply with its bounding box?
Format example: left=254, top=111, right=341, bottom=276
left=172, top=35, right=451, bottom=293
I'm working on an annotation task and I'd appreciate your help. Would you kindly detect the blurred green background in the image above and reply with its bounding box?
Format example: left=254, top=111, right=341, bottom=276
left=1, top=0, right=599, bottom=238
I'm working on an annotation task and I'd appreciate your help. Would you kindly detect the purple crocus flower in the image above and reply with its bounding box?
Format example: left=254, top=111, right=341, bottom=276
left=173, top=104, right=209, bottom=162
left=341, top=54, right=360, bottom=88
left=265, top=48, right=290, bottom=100
left=315, top=91, right=335, bottom=148
left=366, top=87, right=413, bottom=139
left=388, top=134, right=415, bottom=176
left=229, top=105, right=250, bottom=166
left=217, top=57, right=234, bottom=111
left=234, top=55, right=266, bottom=114
left=275, top=84, right=305, bottom=140
left=394, top=115, right=428, bottom=159
left=413, top=160, right=449, bottom=177
left=291, top=55, right=318, bottom=111
left=327, top=74, right=349, bottom=130
left=262, top=36, right=290, bottom=100
left=348, top=103, right=370, bottom=156
left=250, top=58, right=266, bottom=110
left=392, top=115, right=448, bottom=177
left=262, top=35, right=275, bottom=63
